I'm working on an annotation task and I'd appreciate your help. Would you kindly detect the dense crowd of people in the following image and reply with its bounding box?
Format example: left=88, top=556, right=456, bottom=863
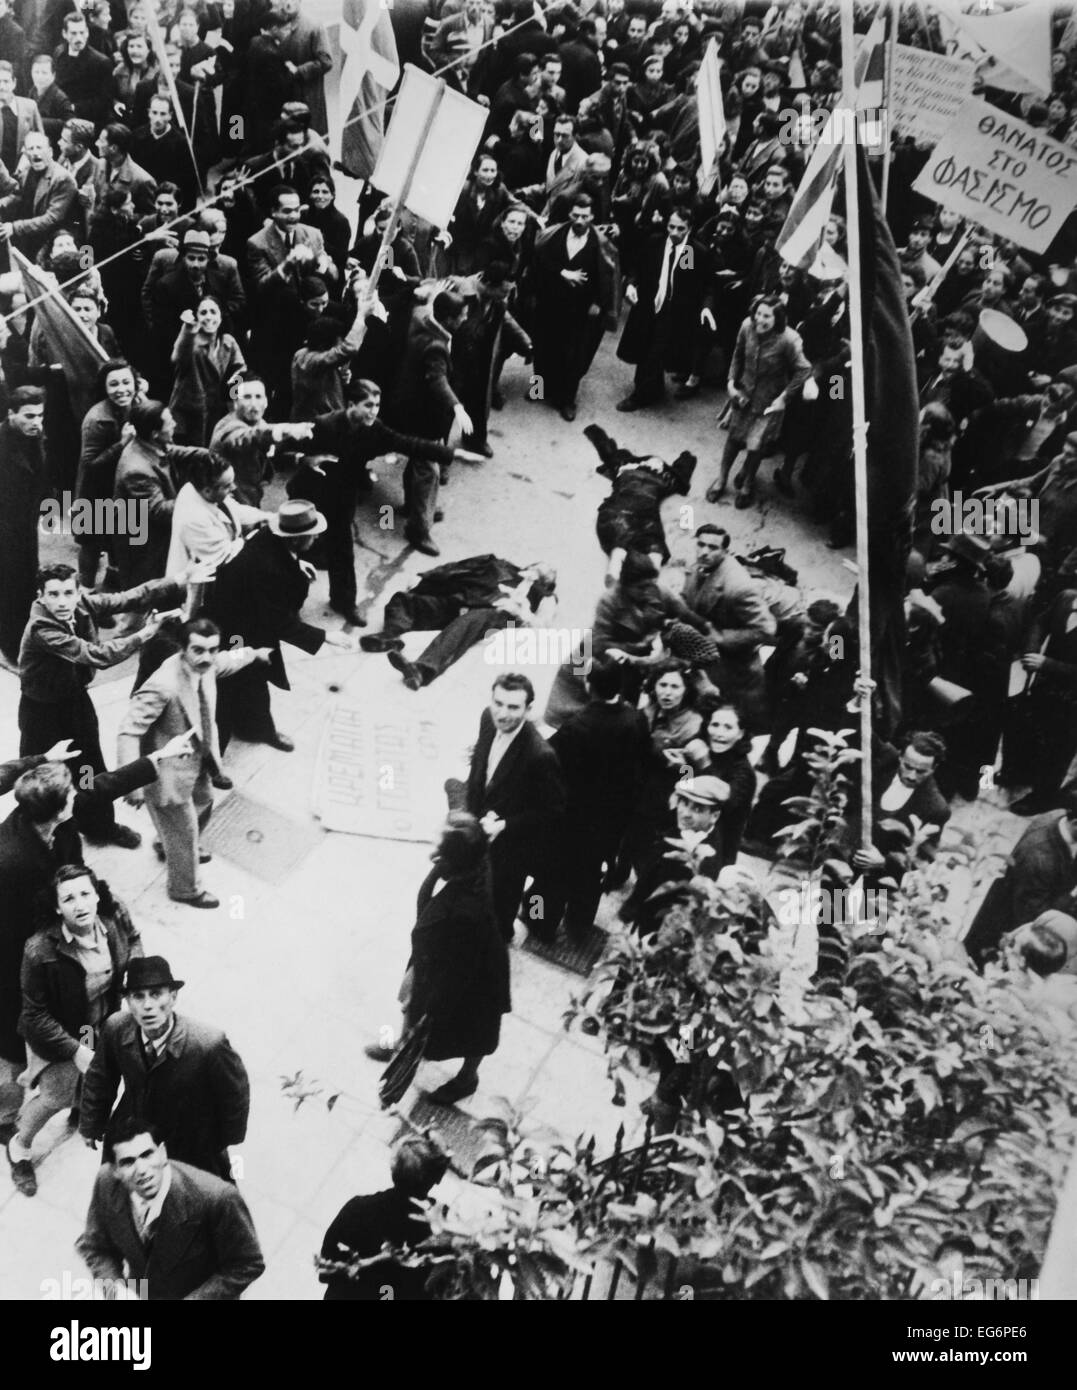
left=1, top=0, right=1077, bottom=1299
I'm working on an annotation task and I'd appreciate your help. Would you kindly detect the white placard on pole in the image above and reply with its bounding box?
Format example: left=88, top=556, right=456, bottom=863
left=890, top=44, right=973, bottom=146
left=912, top=97, right=1077, bottom=255
left=371, top=64, right=489, bottom=230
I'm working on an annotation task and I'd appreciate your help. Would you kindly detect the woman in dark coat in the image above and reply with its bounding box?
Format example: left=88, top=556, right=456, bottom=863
left=75, top=358, right=140, bottom=590
left=9, top=865, right=141, bottom=1193
left=446, top=155, right=511, bottom=276
left=684, top=700, right=758, bottom=867
left=402, top=814, right=509, bottom=1107
left=304, top=175, right=352, bottom=285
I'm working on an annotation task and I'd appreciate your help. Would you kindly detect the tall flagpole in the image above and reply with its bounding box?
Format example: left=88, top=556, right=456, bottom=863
left=880, top=0, right=901, bottom=212
left=840, top=0, right=874, bottom=852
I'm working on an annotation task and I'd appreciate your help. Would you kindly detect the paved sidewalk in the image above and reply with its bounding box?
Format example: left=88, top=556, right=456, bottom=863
left=1, top=341, right=873, bottom=1300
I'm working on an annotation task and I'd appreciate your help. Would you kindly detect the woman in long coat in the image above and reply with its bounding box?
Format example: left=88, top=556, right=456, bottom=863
left=168, top=298, right=245, bottom=445
left=402, top=814, right=510, bottom=1107
left=445, top=155, right=511, bottom=276
left=706, top=294, right=811, bottom=509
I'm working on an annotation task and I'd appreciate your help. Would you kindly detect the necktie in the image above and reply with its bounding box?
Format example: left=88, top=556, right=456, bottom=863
left=654, top=239, right=675, bottom=313
left=136, top=1203, right=157, bottom=1247
left=554, top=151, right=564, bottom=176
left=197, top=675, right=218, bottom=772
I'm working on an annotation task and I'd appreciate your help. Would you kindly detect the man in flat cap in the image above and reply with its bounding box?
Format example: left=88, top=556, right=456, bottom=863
left=622, top=775, right=728, bottom=935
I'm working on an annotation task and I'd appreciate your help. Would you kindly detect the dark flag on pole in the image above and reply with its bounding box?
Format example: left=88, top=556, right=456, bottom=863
left=856, top=144, right=919, bottom=737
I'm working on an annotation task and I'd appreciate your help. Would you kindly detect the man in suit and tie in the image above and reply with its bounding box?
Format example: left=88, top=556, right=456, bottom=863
left=93, top=122, right=158, bottom=219
left=79, top=957, right=251, bottom=1183
left=541, top=115, right=588, bottom=218
left=117, top=618, right=270, bottom=908
left=460, top=672, right=566, bottom=940
left=616, top=207, right=715, bottom=411
left=113, top=400, right=211, bottom=587
left=77, top=1116, right=264, bottom=1300
left=0, top=128, right=75, bottom=258
left=53, top=9, right=113, bottom=129
left=0, top=61, right=42, bottom=170
left=56, top=117, right=99, bottom=241
left=530, top=193, right=616, bottom=421
left=246, top=183, right=337, bottom=415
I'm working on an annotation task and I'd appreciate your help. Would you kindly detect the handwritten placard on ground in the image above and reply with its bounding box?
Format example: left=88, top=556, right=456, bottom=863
left=891, top=45, right=972, bottom=145
left=313, top=705, right=446, bottom=842
left=912, top=97, right=1077, bottom=253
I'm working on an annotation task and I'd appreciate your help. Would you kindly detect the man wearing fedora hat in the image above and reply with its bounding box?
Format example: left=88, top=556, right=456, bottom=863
left=117, top=617, right=272, bottom=909
left=79, top=955, right=250, bottom=1182
left=208, top=500, right=353, bottom=752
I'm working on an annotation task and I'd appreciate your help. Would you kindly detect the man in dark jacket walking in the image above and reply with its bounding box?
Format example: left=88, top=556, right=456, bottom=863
left=534, top=659, right=651, bottom=940
left=207, top=500, right=352, bottom=750
left=79, top=956, right=250, bottom=1182
left=17, top=563, right=182, bottom=844
left=307, top=384, right=482, bottom=626
left=456, top=672, right=566, bottom=940
left=385, top=292, right=473, bottom=556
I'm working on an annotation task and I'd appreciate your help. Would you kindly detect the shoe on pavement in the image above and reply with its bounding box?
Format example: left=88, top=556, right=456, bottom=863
left=774, top=470, right=794, bottom=497
left=705, top=482, right=725, bottom=503
left=170, top=891, right=220, bottom=910
left=332, top=605, right=367, bottom=627
left=426, top=1075, right=479, bottom=1106
left=6, top=1144, right=37, bottom=1196
left=107, top=825, right=142, bottom=850
left=491, top=388, right=505, bottom=410
left=266, top=732, right=295, bottom=753
left=211, top=771, right=234, bottom=790
left=360, top=634, right=405, bottom=653
left=364, top=1043, right=394, bottom=1063
left=560, top=403, right=578, bottom=422
left=408, top=535, right=441, bottom=557
left=388, top=650, right=425, bottom=691
left=675, top=381, right=701, bottom=399
left=734, top=490, right=754, bottom=509
left=616, top=395, right=641, bottom=412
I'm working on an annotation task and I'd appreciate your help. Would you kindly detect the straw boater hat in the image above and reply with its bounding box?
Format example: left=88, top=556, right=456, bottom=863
left=267, top=500, right=327, bottom=538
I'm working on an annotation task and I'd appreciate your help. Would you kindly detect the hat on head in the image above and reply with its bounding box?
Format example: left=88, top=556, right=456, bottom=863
left=1050, top=292, right=1077, bottom=309
left=124, top=956, right=184, bottom=993
left=619, top=550, right=659, bottom=586
left=940, top=531, right=991, bottom=568
left=674, top=775, right=726, bottom=808
left=267, top=499, right=327, bottom=538
left=281, top=101, right=311, bottom=122
left=182, top=229, right=211, bottom=251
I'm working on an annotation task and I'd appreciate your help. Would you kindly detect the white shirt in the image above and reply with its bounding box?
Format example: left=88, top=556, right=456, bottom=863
left=485, top=721, right=525, bottom=784
left=565, top=228, right=588, bottom=260
left=879, top=776, right=914, bottom=813
left=130, top=1164, right=172, bottom=1242
left=141, top=1016, right=175, bottom=1059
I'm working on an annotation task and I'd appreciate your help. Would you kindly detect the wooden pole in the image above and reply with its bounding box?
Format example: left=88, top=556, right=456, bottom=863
left=365, top=78, right=446, bottom=301
left=840, top=0, right=875, bottom=852
left=909, top=224, right=973, bottom=323
left=880, top=0, right=901, bottom=212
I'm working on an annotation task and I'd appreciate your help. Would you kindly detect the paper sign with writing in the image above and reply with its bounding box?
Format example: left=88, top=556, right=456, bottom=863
left=890, top=45, right=972, bottom=145
left=912, top=98, right=1077, bottom=254
left=313, top=704, right=447, bottom=842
